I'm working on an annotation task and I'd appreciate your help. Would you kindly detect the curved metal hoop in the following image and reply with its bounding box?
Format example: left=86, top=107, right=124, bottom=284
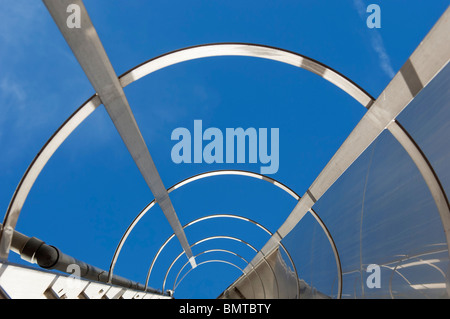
left=164, top=248, right=250, bottom=292
left=120, top=43, right=374, bottom=107
left=108, top=169, right=303, bottom=285
left=158, top=214, right=301, bottom=298
left=171, top=235, right=269, bottom=298
left=168, top=236, right=280, bottom=298
left=168, top=249, right=260, bottom=298
left=144, top=216, right=286, bottom=298
left=173, top=260, right=248, bottom=292
left=109, top=171, right=337, bottom=297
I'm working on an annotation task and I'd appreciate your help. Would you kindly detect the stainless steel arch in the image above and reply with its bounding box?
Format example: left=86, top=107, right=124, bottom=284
left=168, top=236, right=280, bottom=298
left=143, top=215, right=285, bottom=298
left=108, top=169, right=303, bottom=285
left=109, top=171, right=336, bottom=297
left=119, top=43, right=374, bottom=108
left=158, top=214, right=294, bottom=298
left=167, top=249, right=260, bottom=298
left=173, top=260, right=247, bottom=292
left=163, top=249, right=251, bottom=293
left=161, top=218, right=278, bottom=291
left=171, top=235, right=267, bottom=298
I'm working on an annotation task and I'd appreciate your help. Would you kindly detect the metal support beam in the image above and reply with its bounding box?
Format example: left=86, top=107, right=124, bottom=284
left=41, top=0, right=194, bottom=266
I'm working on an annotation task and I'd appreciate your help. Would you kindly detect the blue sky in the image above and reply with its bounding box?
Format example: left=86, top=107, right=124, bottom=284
left=0, top=1, right=448, bottom=298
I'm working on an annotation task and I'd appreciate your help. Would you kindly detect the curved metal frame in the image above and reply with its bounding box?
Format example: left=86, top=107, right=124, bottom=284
left=110, top=170, right=338, bottom=297
left=109, top=170, right=301, bottom=282
left=119, top=43, right=374, bottom=108
left=161, top=225, right=270, bottom=296
left=1, top=41, right=446, bottom=299
left=168, top=249, right=260, bottom=298
left=144, top=216, right=285, bottom=298
left=145, top=214, right=295, bottom=280
left=173, top=260, right=247, bottom=292
left=172, top=235, right=269, bottom=298
left=163, top=249, right=251, bottom=292
left=169, top=236, right=279, bottom=298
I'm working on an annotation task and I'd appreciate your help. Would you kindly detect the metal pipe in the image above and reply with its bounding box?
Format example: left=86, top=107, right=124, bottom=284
left=1, top=223, right=167, bottom=296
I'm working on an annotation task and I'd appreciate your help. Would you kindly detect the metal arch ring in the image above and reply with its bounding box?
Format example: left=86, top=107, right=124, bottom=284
left=111, top=170, right=339, bottom=298
left=1, top=42, right=375, bottom=260
left=168, top=249, right=259, bottom=298
left=126, top=44, right=449, bottom=278
left=109, top=172, right=301, bottom=282
left=386, top=263, right=430, bottom=299
left=148, top=213, right=295, bottom=298
left=173, top=260, right=249, bottom=293
left=163, top=248, right=251, bottom=293
left=145, top=219, right=282, bottom=299
left=159, top=215, right=302, bottom=298
left=118, top=43, right=374, bottom=107
left=157, top=214, right=292, bottom=298
left=169, top=235, right=273, bottom=298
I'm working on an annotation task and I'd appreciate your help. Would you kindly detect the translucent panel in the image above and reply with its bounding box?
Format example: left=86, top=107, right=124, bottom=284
left=295, top=130, right=449, bottom=298
left=397, top=62, right=450, bottom=196
left=359, top=133, right=445, bottom=266
left=386, top=250, right=449, bottom=299
left=282, top=212, right=338, bottom=298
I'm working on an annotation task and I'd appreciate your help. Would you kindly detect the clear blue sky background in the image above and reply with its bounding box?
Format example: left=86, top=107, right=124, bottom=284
left=0, top=1, right=448, bottom=298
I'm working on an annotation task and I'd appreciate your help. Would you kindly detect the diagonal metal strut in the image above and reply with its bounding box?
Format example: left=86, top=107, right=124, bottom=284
left=42, top=0, right=195, bottom=267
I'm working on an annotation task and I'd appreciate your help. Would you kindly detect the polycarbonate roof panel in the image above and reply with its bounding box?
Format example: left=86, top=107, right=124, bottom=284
left=397, top=62, right=450, bottom=196
left=310, top=129, right=449, bottom=298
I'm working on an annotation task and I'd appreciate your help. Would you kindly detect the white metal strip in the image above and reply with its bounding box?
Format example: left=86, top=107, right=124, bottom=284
left=41, top=0, right=194, bottom=265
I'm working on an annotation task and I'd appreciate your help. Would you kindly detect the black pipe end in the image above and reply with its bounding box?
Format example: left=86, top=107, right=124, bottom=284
left=35, top=245, right=59, bottom=269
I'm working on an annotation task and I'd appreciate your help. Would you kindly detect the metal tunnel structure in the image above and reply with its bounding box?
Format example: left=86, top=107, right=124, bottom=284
left=0, top=1, right=449, bottom=299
